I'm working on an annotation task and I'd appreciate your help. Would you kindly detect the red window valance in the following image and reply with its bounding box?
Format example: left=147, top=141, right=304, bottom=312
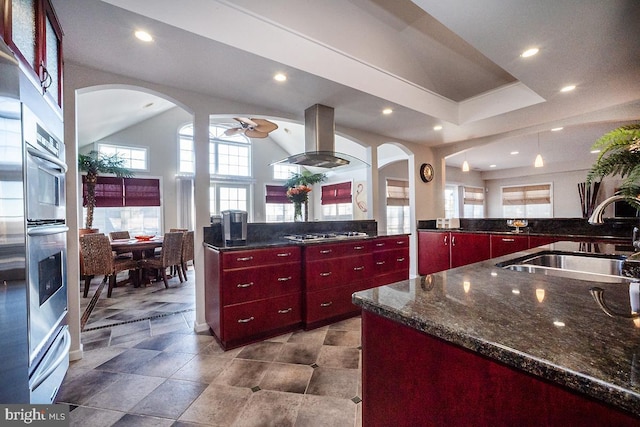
left=82, top=176, right=161, bottom=207
left=124, top=178, right=161, bottom=207
left=82, top=176, right=124, bottom=207
left=321, top=182, right=352, bottom=205
left=265, top=184, right=290, bottom=204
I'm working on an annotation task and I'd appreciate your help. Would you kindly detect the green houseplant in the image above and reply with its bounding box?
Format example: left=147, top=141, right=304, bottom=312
left=284, top=171, right=326, bottom=221
left=78, top=150, right=134, bottom=229
left=587, top=124, right=640, bottom=209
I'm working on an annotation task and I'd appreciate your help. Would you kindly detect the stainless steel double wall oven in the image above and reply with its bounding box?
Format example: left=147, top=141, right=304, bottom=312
left=0, top=39, right=69, bottom=404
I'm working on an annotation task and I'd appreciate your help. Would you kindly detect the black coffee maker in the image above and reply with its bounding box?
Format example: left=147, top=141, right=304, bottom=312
left=221, top=210, right=247, bottom=246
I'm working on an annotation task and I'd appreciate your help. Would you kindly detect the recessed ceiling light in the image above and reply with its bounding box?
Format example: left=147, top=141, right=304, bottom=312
left=551, top=127, right=564, bottom=131
left=520, top=47, right=539, bottom=58
left=274, top=73, right=287, bottom=82
left=510, top=151, right=519, bottom=155
left=433, top=125, right=443, bottom=131
left=134, top=30, right=153, bottom=42
left=382, top=108, right=393, bottom=115
left=143, top=102, right=154, bottom=109
left=560, top=85, right=576, bottom=92
left=489, top=164, right=497, bottom=168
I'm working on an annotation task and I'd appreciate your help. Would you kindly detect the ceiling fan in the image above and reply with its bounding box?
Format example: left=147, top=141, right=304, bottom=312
left=224, top=117, right=278, bottom=138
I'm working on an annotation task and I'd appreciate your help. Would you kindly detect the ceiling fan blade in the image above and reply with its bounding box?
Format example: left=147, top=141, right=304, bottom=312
left=251, top=118, right=278, bottom=134
left=224, top=127, right=245, bottom=136
left=245, top=129, right=269, bottom=138
left=234, top=117, right=257, bottom=128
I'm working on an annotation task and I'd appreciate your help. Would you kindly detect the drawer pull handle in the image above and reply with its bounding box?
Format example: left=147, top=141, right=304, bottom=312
left=376, top=261, right=386, bottom=265
left=320, top=301, right=333, bottom=307
left=320, top=272, right=332, bottom=277
left=277, top=252, right=292, bottom=257
left=320, top=249, right=332, bottom=254
left=236, top=256, right=254, bottom=262
left=397, top=257, right=405, bottom=262
left=397, top=241, right=406, bottom=245
left=354, top=246, right=365, bottom=250
left=278, top=308, right=293, bottom=314
left=502, top=238, right=515, bottom=242
left=376, top=243, right=385, bottom=247
left=237, top=282, right=254, bottom=288
left=237, top=316, right=254, bottom=323
left=278, top=276, right=292, bottom=282
left=353, top=266, right=365, bottom=271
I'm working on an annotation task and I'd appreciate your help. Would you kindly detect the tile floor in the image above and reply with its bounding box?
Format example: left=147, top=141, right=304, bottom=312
left=59, top=268, right=363, bottom=426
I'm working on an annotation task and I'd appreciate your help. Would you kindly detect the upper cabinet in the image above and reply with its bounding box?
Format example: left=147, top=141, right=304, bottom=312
left=2, top=0, right=63, bottom=111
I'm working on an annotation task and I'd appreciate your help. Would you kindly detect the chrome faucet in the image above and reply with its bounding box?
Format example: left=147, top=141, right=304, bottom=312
left=588, top=194, right=640, bottom=224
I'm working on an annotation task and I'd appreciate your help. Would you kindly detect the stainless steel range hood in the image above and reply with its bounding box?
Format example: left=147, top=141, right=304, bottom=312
left=274, top=104, right=369, bottom=170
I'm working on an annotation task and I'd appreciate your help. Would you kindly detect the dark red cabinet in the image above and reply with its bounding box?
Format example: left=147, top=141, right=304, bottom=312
left=450, top=232, right=491, bottom=268
left=490, top=234, right=529, bottom=258
left=373, top=235, right=409, bottom=286
left=418, top=231, right=450, bottom=275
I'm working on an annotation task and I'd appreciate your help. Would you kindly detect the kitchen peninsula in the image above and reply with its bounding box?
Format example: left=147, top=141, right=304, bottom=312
left=203, top=220, right=409, bottom=349
left=353, top=241, right=640, bottom=426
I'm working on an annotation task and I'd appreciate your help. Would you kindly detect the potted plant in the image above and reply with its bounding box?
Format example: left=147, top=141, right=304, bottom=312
left=284, top=171, right=326, bottom=221
left=587, top=124, right=640, bottom=208
left=78, top=150, right=134, bottom=230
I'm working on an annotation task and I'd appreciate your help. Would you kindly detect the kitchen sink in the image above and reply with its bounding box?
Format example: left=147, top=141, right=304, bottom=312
left=497, top=251, right=632, bottom=284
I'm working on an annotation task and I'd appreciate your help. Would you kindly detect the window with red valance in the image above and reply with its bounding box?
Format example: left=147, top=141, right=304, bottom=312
left=82, top=176, right=161, bottom=207
left=265, top=184, right=290, bottom=204
left=321, top=182, right=352, bottom=205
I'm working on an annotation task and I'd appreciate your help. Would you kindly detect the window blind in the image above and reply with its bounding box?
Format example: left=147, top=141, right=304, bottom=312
left=82, top=176, right=124, bottom=207
left=386, top=179, right=409, bottom=206
left=265, top=184, right=290, bottom=204
left=124, top=178, right=161, bottom=207
left=321, top=182, right=352, bottom=205
left=463, top=186, right=484, bottom=206
left=502, top=184, right=551, bottom=205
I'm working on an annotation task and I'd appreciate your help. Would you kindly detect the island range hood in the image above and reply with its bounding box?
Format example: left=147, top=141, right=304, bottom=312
left=274, top=104, right=369, bottom=170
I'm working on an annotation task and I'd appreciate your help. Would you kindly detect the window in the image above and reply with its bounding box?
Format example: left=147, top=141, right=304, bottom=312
left=463, top=186, right=484, bottom=218
left=265, top=184, right=294, bottom=222
left=321, top=182, right=353, bottom=220
left=444, top=185, right=458, bottom=218
left=178, top=126, right=195, bottom=174
left=209, top=183, right=250, bottom=215
left=273, top=164, right=299, bottom=180
left=98, top=144, right=148, bottom=171
left=502, top=183, right=552, bottom=218
left=386, top=179, right=409, bottom=234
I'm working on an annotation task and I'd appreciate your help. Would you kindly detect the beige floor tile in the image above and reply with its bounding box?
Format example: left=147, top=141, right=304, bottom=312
left=171, top=354, right=234, bottom=383
left=328, top=317, right=362, bottom=332
left=276, top=342, right=322, bottom=365
left=68, top=406, right=125, bottom=427
left=316, top=346, right=360, bottom=369
left=306, top=367, right=359, bottom=400
left=323, top=330, right=361, bottom=347
left=178, top=384, right=251, bottom=426
left=259, top=363, right=314, bottom=394
left=81, top=373, right=165, bottom=412
left=234, top=390, right=303, bottom=427
left=236, top=341, right=284, bottom=362
left=294, top=394, right=357, bottom=427
left=130, top=378, right=208, bottom=419
left=287, top=327, right=329, bottom=345
left=213, top=359, right=271, bottom=388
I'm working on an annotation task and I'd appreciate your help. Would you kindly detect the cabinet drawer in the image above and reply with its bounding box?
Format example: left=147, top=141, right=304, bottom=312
left=222, top=246, right=300, bottom=269
left=304, top=240, right=373, bottom=261
left=223, top=293, right=302, bottom=342
left=490, top=234, right=529, bottom=258
left=373, top=236, right=409, bottom=252
left=305, top=254, right=373, bottom=291
left=305, top=285, right=360, bottom=325
left=224, top=263, right=301, bottom=305
left=373, top=248, right=409, bottom=274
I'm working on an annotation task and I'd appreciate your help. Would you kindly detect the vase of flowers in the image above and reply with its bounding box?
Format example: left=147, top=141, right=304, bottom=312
left=284, top=171, right=326, bottom=222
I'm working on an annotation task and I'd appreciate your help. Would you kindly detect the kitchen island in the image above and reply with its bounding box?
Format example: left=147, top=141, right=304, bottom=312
left=353, top=241, right=640, bottom=426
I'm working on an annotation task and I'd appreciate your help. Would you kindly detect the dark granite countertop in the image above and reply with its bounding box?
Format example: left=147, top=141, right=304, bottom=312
left=353, top=241, right=640, bottom=418
left=417, top=227, right=631, bottom=242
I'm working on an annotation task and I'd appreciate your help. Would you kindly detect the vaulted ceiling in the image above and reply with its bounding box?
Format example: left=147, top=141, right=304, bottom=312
left=52, top=0, right=640, bottom=171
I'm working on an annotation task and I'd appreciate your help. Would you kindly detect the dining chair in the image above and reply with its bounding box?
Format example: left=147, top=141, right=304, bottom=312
left=141, top=231, right=184, bottom=288
left=80, top=233, right=140, bottom=298
left=109, top=230, right=133, bottom=259
left=180, top=230, right=195, bottom=278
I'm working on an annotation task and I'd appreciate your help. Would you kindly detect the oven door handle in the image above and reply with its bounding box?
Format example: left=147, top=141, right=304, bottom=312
left=27, top=146, right=68, bottom=173
left=30, top=327, right=70, bottom=391
left=27, top=225, right=69, bottom=236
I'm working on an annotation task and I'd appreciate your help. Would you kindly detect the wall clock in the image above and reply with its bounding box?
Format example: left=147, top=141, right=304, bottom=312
left=419, top=163, right=434, bottom=183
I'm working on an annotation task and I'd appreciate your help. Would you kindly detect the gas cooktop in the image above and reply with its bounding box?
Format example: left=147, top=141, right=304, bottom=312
left=283, top=231, right=368, bottom=242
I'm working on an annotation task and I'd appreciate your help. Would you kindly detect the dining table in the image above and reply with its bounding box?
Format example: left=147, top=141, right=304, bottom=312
left=110, top=236, right=164, bottom=286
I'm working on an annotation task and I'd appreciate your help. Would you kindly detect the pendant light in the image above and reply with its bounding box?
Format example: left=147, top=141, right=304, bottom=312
left=462, top=160, right=470, bottom=172
left=534, top=133, right=544, bottom=168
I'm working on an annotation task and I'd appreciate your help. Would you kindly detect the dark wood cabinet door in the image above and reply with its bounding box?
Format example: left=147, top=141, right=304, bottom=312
left=529, top=235, right=560, bottom=248
left=418, top=231, right=450, bottom=275
left=305, top=285, right=359, bottom=326
left=450, top=232, right=491, bottom=268
left=223, top=263, right=301, bottom=305
left=222, top=246, right=300, bottom=269
left=490, top=234, right=529, bottom=258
